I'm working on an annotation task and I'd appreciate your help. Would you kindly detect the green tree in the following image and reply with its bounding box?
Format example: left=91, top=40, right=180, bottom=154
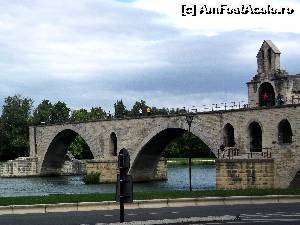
left=0, top=118, right=9, bottom=160
left=68, top=135, right=93, bottom=160
left=151, top=107, right=169, bottom=116
left=0, top=95, right=33, bottom=160
left=89, top=107, right=106, bottom=120
left=70, top=108, right=89, bottom=122
left=114, top=99, right=127, bottom=118
left=163, top=133, right=212, bottom=158
left=130, top=100, right=148, bottom=117
left=50, top=101, right=70, bottom=123
left=32, top=99, right=53, bottom=125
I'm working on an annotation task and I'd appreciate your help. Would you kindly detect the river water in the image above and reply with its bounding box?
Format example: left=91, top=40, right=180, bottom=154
left=0, top=165, right=215, bottom=197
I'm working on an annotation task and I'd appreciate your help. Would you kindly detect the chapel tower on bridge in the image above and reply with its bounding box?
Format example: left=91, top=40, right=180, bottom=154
left=247, top=40, right=300, bottom=107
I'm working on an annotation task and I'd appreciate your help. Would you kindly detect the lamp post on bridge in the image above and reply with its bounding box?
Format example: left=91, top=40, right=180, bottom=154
left=185, top=111, right=194, bottom=192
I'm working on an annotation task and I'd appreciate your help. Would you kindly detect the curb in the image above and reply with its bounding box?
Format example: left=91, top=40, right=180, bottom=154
left=0, top=195, right=300, bottom=215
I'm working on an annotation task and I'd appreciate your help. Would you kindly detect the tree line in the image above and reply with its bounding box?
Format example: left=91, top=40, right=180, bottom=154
left=0, top=95, right=212, bottom=161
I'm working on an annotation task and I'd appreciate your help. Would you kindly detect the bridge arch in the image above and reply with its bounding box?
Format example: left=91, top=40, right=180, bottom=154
left=41, top=128, right=94, bottom=175
left=289, top=168, right=300, bottom=188
left=110, top=132, right=118, bottom=156
left=248, top=121, right=263, bottom=152
left=278, top=119, right=293, bottom=144
left=129, top=123, right=217, bottom=182
left=223, top=123, right=235, bottom=147
left=258, top=82, right=275, bottom=107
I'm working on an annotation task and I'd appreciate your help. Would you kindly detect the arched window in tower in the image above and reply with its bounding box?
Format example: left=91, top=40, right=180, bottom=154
left=249, top=122, right=262, bottom=152
left=258, top=82, right=275, bottom=107
left=268, top=48, right=272, bottom=71
left=110, top=132, right=118, bottom=156
left=278, top=119, right=293, bottom=144
left=223, top=123, right=235, bottom=147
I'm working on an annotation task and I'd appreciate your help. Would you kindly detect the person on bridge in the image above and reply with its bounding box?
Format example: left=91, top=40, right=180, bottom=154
left=146, top=107, right=151, bottom=116
left=277, top=94, right=284, bottom=105
left=261, top=92, right=270, bottom=106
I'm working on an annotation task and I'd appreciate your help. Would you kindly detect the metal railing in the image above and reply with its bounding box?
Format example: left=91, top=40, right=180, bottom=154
left=218, top=147, right=272, bottom=159
left=218, top=147, right=240, bottom=159
left=247, top=147, right=272, bottom=159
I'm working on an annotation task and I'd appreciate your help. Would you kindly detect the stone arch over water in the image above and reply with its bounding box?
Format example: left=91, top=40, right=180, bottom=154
left=41, top=129, right=94, bottom=175
left=129, top=126, right=215, bottom=182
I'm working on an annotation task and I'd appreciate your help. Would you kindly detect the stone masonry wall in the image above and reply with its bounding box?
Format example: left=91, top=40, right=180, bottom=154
left=60, top=160, right=86, bottom=175
left=0, top=157, right=38, bottom=177
left=86, top=158, right=167, bottom=183
left=216, top=159, right=274, bottom=189
left=153, top=158, right=167, bottom=181
left=0, top=157, right=87, bottom=177
left=86, top=159, right=118, bottom=183
left=222, top=105, right=300, bottom=188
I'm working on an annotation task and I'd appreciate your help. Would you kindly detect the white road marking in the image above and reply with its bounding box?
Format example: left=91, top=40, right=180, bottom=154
left=104, top=214, right=113, bottom=217
left=249, top=221, right=270, bottom=223
left=243, top=218, right=300, bottom=222
left=149, top=212, right=158, bottom=215
left=171, top=211, right=179, bottom=214
left=95, top=215, right=236, bottom=225
left=226, top=222, right=246, bottom=224
left=265, top=213, right=283, bottom=216
left=241, top=214, right=269, bottom=218
left=127, top=213, right=137, bottom=216
left=279, top=214, right=300, bottom=217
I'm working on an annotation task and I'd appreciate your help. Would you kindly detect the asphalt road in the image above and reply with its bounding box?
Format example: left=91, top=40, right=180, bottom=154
left=1, top=202, right=300, bottom=225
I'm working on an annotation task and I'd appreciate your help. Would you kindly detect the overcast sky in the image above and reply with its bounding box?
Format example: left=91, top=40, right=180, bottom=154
left=1, top=0, right=300, bottom=112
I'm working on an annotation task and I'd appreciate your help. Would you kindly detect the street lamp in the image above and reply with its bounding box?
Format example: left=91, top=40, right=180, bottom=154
left=185, top=112, right=194, bottom=192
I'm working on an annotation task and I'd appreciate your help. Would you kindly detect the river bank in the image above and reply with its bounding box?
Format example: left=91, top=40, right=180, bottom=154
left=1, top=188, right=300, bottom=206
left=167, top=158, right=215, bottom=166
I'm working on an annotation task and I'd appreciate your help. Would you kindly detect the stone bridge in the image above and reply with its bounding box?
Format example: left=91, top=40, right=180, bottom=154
left=26, top=40, right=300, bottom=189
left=29, top=104, right=300, bottom=188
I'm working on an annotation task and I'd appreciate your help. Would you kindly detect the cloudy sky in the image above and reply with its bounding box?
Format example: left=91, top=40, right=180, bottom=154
left=1, top=0, right=300, bottom=112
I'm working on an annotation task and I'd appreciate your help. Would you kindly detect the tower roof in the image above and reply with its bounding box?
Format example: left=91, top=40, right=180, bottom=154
left=264, top=40, right=281, bottom=54
left=257, top=40, right=281, bottom=57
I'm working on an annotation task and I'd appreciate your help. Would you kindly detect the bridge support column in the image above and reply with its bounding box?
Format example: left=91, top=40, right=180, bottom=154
left=85, top=158, right=167, bottom=183
left=216, top=159, right=274, bottom=189
left=86, top=159, right=118, bottom=183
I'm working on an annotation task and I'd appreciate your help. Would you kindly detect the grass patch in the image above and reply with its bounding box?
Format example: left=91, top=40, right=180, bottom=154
left=167, top=158, right=215, bottom=166
left=1, top=188, right=300, bottom=206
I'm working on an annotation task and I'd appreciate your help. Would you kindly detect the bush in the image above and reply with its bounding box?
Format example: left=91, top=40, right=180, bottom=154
left=83, top=172, right=100, bottom=184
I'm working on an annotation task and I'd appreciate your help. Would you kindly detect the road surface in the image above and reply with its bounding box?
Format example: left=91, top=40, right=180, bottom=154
left=1, top=202, right=300, bottom=225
